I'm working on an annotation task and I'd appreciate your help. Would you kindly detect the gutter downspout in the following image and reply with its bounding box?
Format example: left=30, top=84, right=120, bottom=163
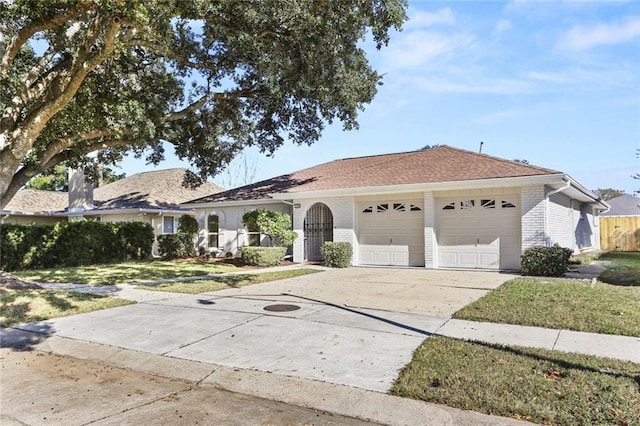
left=545, top=178, right=572, bottom=246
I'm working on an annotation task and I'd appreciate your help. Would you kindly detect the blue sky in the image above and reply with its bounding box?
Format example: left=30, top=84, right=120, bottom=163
left=121, top=0, right=640, bottom=194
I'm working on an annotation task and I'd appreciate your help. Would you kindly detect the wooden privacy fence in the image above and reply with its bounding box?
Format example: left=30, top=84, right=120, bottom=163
left=600, top=216, right=640, bottom=252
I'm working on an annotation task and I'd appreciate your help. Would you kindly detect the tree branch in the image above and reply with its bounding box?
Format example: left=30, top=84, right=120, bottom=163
left=164, top=89, right=261, bottom=122
left=0, top=2, right=94, bottom=77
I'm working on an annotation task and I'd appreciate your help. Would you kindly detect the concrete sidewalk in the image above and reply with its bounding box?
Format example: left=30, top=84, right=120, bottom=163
left=5, top=265, right=638, bottom=425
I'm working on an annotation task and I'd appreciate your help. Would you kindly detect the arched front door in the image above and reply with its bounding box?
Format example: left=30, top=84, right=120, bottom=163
left=304, top=203, right=333, bottom=261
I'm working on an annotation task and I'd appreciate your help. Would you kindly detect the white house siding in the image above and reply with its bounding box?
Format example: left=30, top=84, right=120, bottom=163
left=547, top=192, right=574, bottom=249
left=546, top=191, right=598, bottom=252
left=291, top=197, right=355, bottom=264
left=521, top=185, right=547, bottom=250
left=195, top=203, right=291, bottom=256
left=2, top=216, right=64, bottom=225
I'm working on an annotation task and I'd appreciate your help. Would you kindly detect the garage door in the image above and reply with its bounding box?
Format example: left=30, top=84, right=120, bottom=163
left=437, top=197, right=520, bottom=270
left=358, top=200, right=425, bottom=266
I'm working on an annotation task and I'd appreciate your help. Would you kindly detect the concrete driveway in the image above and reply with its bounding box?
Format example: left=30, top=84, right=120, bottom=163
left=13, top=267, right=516, bottom=393
left=213, top=267, right=517, bottom=317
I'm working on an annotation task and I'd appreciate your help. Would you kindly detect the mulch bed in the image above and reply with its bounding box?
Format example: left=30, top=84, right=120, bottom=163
left=0, top=272, right=43, bottom=290
left=171, top=257, right=298, bottom=269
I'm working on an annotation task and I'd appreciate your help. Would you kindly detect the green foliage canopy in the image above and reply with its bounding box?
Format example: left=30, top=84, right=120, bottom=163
left=0, top=0, right=407, bottom=209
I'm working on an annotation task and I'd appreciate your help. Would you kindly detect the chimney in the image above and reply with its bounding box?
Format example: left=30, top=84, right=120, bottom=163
left=68, top=168, right=94, bottom=212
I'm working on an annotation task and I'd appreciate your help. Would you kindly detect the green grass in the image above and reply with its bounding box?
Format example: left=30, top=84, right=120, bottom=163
left=453, top=278, right=640, bottom=337
left=597, top=252, right=640, bottom=286
left=0, top=289, right=134, bottom=327
left=12, top=260, right=239, bottom=285
left=392, top=337, right=640, bottom=426
left=138, top=268, right=322, bottom=294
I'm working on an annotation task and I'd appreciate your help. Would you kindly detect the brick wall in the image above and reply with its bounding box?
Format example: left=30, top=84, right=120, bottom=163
left=521, top=185, right=547, bottom=249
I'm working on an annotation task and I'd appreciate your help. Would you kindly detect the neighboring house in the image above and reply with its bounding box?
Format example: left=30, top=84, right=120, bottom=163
left=1, top=189, right=68, bottom=225
left=599, top=194, right=640, bottom=252
left=184, top=146, right=608, bottom=270
left=2, top=168, right=222, bottom=255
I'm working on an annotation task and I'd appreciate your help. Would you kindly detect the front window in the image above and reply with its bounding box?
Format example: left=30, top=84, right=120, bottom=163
left=163, top=216, right=175, bottom=234
left=208, top=215, right=220, bottom=248
left=247, top=220, right=261, bottom=246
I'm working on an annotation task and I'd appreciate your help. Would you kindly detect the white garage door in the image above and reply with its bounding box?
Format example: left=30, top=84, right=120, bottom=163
left=437, top=197, right=520, bottom=270
left=358, top=200, right=425, bottom=266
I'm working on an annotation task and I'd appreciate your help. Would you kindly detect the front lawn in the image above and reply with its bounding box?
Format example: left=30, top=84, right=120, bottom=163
left=0, top=289, right=134, bottom=327
left=12, top=260, right=240, bottom=285
left=138, top=269, right=322, bottom=294
left=597, top=252, right=640, bottom=286
left=453, top=278, right=640, bottom=337
left=392, top=337, right=640, bottom=426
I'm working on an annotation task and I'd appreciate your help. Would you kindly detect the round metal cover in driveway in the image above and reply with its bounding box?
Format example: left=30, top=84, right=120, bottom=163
left=263, top=304, right=300, bottom=312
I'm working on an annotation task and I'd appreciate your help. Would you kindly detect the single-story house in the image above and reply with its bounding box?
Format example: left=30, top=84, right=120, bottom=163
left=599, top=194, right=640, bottom=251
left=2, top=168, right=221, bottom=255
left=184, top=146, right=608, bottom=270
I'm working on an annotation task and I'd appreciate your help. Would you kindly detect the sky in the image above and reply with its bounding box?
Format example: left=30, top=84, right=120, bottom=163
left=120, top=0, right=640, bottom=194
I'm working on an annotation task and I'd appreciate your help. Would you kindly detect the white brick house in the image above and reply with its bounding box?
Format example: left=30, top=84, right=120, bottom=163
left=184, top=146, right=608, bottom=270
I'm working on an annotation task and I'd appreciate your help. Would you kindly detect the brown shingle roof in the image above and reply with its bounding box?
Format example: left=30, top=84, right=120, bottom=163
left=93, top=168, right=222, bottom=210
left=188, top=145, right=561, bottom=203
left=3, top=189, right=68, bottom=214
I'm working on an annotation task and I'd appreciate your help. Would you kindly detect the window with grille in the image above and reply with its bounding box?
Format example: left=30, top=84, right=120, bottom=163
left=207, top=215, right=220, bottom=248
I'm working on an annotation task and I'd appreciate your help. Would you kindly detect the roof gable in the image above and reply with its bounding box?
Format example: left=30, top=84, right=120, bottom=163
left=188, top=145, right=561, bottom=203
left=94, top=168, right=222, bottom=210
left=3, top=189, right=68, bottom=214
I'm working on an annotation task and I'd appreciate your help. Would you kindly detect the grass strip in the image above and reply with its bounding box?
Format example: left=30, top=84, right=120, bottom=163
left=453, top=278, right=640, bottom=337
left=137, top=268, right=323, bottom=294
left=597, top=252, right=640, bottom=286
left=0, top=289, right=135, bottom=327
left=392, top=337, right=640, bottom=426
left=12, top=260, right=239, bottom=285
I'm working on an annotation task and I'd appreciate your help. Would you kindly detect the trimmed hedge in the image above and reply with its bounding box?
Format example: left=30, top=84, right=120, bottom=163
left=157, top=233, right=196, bottom=259
left=0, top=221, right=154, bottom=271
left=520, top=244, right=573, bottom=277
left=241, top=246, right=286, bottom=267
left=321, top=242, right=352, bottom=268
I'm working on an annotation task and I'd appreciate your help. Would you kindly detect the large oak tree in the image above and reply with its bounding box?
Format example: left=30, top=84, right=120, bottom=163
left=0, top=0, right=406, bottom=209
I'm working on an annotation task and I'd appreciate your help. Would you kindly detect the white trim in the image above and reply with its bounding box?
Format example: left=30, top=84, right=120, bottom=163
left=182, top=199, right=285, bottom=209
left=271, top=175, right=567, bottom=200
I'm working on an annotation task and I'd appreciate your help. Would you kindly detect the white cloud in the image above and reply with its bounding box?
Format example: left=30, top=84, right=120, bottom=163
left=411, top=75, right=533, bottom=95
left=405, top=8, right=456, bottom=30
left=494, top=19, right=512, bottom=34
left=557, top=16, right=640, bottom=50
left=382, top=31, right=475, bottom=70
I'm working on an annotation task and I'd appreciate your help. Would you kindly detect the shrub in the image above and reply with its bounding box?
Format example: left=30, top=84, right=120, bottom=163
left=242, top=209, right=297, bottom=247
left=520, top=244, right=572, bottom=277
left=116, top=222, right=155, bottom=260
left=321, top=242, right=353, bottom=268
left=241, top=246, right=286, bottom=267
left=0, top=221, right=154, bottom=270
left=157, top=234, right=196, bottom=259
left=177, top=214, right=199, bottom=236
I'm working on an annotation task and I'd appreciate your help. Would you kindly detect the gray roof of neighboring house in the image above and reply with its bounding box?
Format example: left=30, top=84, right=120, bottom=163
left=3, top=168, right=222, bottom=216
left=93, top=168, right=222, bottom=211
left=186, top=145, right=561, bottom=204
left=3, top=189, right=68, bottom=215
left=600, top=194, right=640, bottom=216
